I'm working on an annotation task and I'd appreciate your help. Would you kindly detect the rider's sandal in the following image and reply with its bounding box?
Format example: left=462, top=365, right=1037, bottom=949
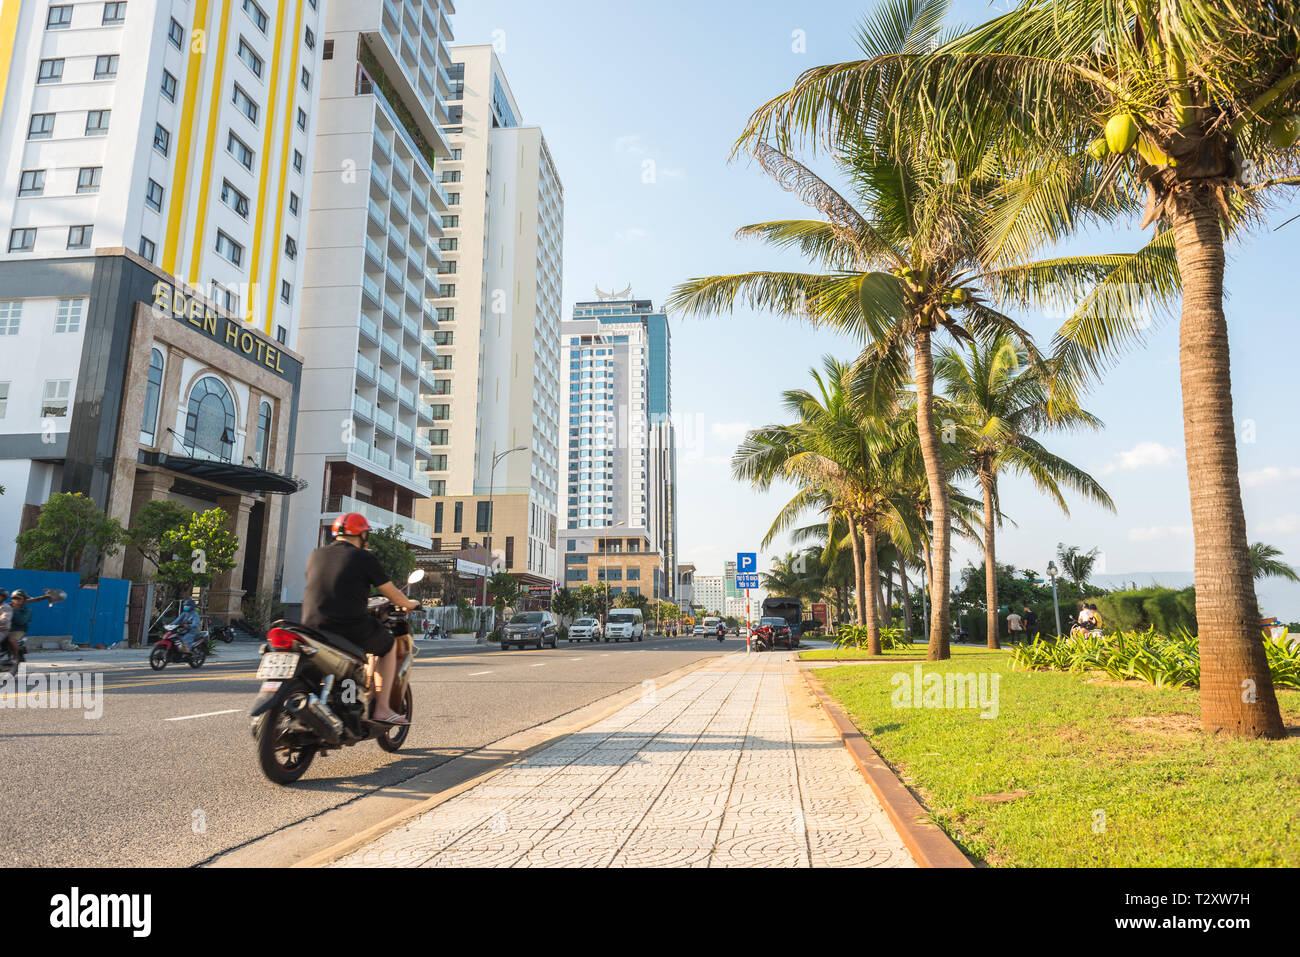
left=372, top=713, right=410, bottom=726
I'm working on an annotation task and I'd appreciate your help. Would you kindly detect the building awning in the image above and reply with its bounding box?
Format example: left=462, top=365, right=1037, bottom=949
left=138, top=451, right=307, bottom=495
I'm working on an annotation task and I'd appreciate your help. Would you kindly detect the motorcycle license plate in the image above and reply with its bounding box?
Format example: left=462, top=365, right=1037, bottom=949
left=256, top=653, right=300, bottom=679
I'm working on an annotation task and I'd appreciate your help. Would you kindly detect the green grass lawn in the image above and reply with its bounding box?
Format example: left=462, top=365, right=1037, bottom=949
left=799, top=643, right=996, bottom=661
left=816, top=652, right=1300, bottom=866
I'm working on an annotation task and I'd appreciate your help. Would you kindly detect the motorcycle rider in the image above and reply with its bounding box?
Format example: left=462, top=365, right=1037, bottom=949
left=0, top=589, right=17, bottom=664
left=301, top=513, right=419, bottom=726
left=167, top=599, right=201, bottom=654
left=8, top=590, right=31, bottom=652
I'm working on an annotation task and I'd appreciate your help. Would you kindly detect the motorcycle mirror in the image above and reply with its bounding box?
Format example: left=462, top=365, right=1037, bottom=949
left=43, top=588, right=67, bottom=605
left=407, top=569, right=425, bottom=585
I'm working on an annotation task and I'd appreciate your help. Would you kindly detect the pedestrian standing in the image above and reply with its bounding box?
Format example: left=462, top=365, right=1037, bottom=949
left=1006, top=609, right=1025, bottom=639
left=1022, top=606, right=1038, bottom=638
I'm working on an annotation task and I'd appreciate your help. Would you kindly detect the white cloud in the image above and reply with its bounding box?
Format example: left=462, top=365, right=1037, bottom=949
left=1128, top=524, right=1193, bottom=542
left=1242, top=466, right=1300, bottom=488
left=1259, top=513, right=1300, bottom=536
left=613, top=133, right=646, bottom=155
left=1100, top=441, right=1182, bottom=475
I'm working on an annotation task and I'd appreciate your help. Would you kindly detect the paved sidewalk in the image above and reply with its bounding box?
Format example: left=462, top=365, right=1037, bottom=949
left=334, top=651, right=915, bottom=867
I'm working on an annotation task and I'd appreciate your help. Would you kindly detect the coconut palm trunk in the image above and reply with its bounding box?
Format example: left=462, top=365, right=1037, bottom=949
left=980, top=466, right=1000, bottom=650
left=1171, top=194, right=1285, bottom=739
left=914, top=330, right=951, bottom=660
left=863, top=525, right=882, bottom=656
left=900, top=562, right=913, bottom=636
left=847, top=518, right=867, bottom=626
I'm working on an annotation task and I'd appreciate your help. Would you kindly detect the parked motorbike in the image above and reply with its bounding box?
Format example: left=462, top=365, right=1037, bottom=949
left=1, top=589, right=67, bottom=675
left=248, top=570, right=424, bottom=785
left=150, top=629, right=207, bottom=670
left=208, top=623, right=236, bottom=643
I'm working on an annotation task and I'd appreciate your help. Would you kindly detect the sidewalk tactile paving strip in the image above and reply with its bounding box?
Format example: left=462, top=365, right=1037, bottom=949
left=334, top=653, right=916, bottom=868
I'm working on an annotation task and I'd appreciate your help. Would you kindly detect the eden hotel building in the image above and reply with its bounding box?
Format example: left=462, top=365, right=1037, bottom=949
left=0, top=0, right=326, bottom=619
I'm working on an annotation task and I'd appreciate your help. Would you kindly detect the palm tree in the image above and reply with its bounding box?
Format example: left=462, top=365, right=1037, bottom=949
left=938, top=332, right=1114, bottom=647
left=1056, top=543, right=1103, bottom=590
left=742, top=0, right=1293, bottom=736
left=1249, top=543, right=1299, bottom=584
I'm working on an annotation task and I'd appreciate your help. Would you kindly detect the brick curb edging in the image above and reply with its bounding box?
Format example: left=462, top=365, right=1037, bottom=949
left=800, top=669, right=973, bottom=868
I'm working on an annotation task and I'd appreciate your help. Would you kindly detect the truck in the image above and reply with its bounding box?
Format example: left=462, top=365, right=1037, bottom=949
left=761, top=597, right=803, bottom=635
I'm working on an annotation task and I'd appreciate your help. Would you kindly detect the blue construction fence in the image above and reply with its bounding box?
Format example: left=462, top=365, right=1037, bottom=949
left=0, top=569, right=130, bottom=647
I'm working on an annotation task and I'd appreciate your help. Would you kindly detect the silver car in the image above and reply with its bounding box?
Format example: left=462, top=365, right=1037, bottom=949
left=568, top=617, right=602, bottom=642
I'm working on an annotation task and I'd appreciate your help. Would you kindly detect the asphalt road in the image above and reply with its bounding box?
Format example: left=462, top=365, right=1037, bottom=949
left=0, top=635, right=739, bottom=867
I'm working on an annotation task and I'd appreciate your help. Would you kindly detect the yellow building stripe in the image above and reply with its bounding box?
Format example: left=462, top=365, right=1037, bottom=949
left=163, top=0, right=215, bottom=276
left=262, top=0, right=305, bottom=335
left=186, top=0, right=235, bottom=290
left=249, top=0, right=293, bottom=327
left=0, top=0, right=21, bottom=132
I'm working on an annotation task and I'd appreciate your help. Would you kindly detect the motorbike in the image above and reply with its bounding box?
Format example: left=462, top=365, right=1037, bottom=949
left=248, top=570, right=424, bottom=785
left=1, top=589, right=67, bottom=675
left=150, top=628, right=207, bottom=670
left=716, top=627, right=726, bottom=643
left=208, top=622, right=236, bottom=643
left=1068, top=615, right=1104, bottom=640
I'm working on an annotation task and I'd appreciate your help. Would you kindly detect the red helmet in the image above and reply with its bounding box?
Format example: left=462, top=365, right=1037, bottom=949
left=332, top=512, right=372, bottom=538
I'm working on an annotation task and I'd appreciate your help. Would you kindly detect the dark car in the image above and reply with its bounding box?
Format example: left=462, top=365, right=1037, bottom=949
left=754, top=616, right=799, bottom=650
left=501, top=611, right=558, bottom=650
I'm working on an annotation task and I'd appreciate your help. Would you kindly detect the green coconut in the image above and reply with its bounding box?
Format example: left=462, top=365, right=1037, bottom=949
left=1269, top=115, right=1300, bottom=150
left=1085, top=137, right=1109, bottom=160
left=1105, top=114, right=1139, bottom=154
left=951, top=287, right=971, bottom=305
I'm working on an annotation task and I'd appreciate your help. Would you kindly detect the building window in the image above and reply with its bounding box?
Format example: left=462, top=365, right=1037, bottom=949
left=241, top=0, right=267, bottom=32
left=296, top=107, right=307, bottom=131
left=476, top=501, right=491, bottom=533
left=42, top=380, right=72, bottom=418
left=237, top=38, right=263, bottom=78
left=0, top=382, right=8, bottom=419
left=38, top=59, right=65, bottom=84
left=145, top=179, right=164, bottom=212
left=437, top=260, right=457, bottom=275
left=86, top=110, right=111, bottom=136
left=54, top=299, right=84, bottom=334
left=627, top=568, right=641, bottom=581
left=28, top=113, right=55, bottom=140
left=323, top=39, right=333, bottom=60
left=139, top=236, right=156, bottom=262
left=221, top=179, right=250, bottom=218
left=438, top=284, right=455, bottom=298
left=439, top=238, right=458, bottom=251
left=77, top=167, right=102, bottom=194
left=505, top=537, right=514, bottom=569
left=433, top=331, right=452, bottom=345
left=255, top=400, right=272, bottom=467
left=215, top=230, right=243, bottom=267
left=284, top=235, right=297, bottom=260
left=276, top=325, right=286, bottom=344
left=429, top=428, right=448, bottom=444
left=436, top=308, right=454, bottom=322
left=67, top=225, right=93, bottom=250
left=47, top=6, right=74, bottom=29
left=300, top=66, right=311, bottom=91
left=161, top=70, right=177, bottom=101
left=280, top=280, right=291, bottom=304
left=428, top=455, right=447, bottom=471
left=441, top=215, right=459, bottom=228
left=154, top=124, right=170, bottom=155
left=0, top=301, right=22, bottom=335
left=304, top=26, right=315, bottom=50
left=450, top=148, right=463, bottom=160
left=453, top=501, right=463, bottom=533
left=292, top=149, right=303, bottom=173
left=440, top=170, right=461, bottom=184
left=94, top=55, right=119, bottom=80
left=433, top=502, right=443, bottom=534
left=227, top=131, right=254, bottom=169
left=431, top=404, right=449, bottom=420
left=446, top=192, right=459, bottom=205
left=232, top=84, right=258, bottom=124
left=140, top=348, right=164, bottom=445
left=102, top=2, right=127, bottom=25
left=18, top=170, right=45, bottom=197
left=167, top=17, right=184, bottom=49
left=288, top=192, right=299, bottom=216
left=183, top=376, right=237, bottom=462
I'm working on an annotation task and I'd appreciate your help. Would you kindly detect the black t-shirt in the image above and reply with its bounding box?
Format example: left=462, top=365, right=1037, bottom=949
left=302, top=541, right=390, bottom=630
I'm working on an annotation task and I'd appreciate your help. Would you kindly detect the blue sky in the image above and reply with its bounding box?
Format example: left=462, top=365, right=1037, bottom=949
left=451, top=1, right=1300, bottom=618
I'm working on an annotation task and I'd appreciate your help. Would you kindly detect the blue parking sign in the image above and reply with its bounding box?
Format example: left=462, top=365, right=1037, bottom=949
left=737, top=552, right=757, bottom=574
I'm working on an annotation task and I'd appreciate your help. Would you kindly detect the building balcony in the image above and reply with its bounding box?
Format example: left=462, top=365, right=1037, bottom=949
left=356, top=354, right=377, bottom=382
left=377, top=368, right=398, bottom=396
left=353, top=394, right=373, bottom=420
left=359, top=313, right=379, bottom=343
left=324, top=493, right=431, bottom=544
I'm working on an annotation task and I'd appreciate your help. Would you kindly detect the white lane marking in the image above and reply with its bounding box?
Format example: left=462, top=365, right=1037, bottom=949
left=165, top=709, right=241, bottom=722
left=529, top=663, right=546, bottom=668
left=569, top=657, right=583, bottom=661
left=468, top=671, right=493, bottom=676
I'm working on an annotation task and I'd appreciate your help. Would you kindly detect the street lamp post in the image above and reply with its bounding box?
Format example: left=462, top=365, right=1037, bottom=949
left=1046, top=560, right=1062, bottom=638
left=596, top=522, right=625, bottom=631
left=479, top=445, right=526, bottom=641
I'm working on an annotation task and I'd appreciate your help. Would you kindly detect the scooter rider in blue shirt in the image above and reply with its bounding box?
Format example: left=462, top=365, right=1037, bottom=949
left=167, top=600, right=201, bottom=654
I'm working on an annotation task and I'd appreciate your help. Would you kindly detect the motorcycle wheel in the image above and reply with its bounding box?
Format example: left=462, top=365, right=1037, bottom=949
left=149, top=646, right=168, bottom=671
left=257, top=691, right=317, bottom=784
left=217, top=629, right=234, bottom=643
left=188, top=650, right=206, bottom=668
left=376, top=686, right=413, bottom=753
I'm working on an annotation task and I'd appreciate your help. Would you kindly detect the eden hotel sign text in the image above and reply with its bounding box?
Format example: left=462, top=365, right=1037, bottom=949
left=150, top=280, right=297, bottom=381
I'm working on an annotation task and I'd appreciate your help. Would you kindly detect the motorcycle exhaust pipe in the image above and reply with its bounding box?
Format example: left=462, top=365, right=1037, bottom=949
left=284, top=690, right=343, bottom=745
left=305, top=675, right=344, bottom=743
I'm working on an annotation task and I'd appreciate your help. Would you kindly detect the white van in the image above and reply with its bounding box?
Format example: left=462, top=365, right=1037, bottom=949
left=605, top=608, right=644, bottom=642
left=703, top=616, right=725, bottom=636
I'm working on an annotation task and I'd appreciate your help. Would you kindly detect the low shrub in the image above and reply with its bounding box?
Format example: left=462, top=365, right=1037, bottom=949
left=832, top=623, right=913, bottom=652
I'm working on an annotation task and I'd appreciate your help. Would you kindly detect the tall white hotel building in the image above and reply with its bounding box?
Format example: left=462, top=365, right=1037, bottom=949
left=0, top=0, right=327, bottom=619
left=280, top=0, right=461, bottom=607
left=409, top=43, right=565, bottom=592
